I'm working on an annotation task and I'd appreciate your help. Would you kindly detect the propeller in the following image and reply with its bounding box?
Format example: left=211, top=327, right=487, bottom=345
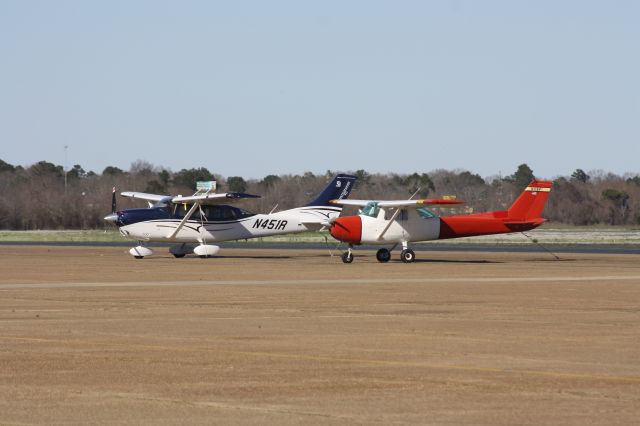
left=111, top=187, right=117, bottom=213
left=104, top=187, right=119, bottom=223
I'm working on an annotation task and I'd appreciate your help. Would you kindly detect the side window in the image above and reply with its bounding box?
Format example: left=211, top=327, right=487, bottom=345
left=221, top=206, right=236, bottom=220
left=173, top=203, right=189, bottom=218
left=235, top=208, right=255, bottom=218
left=416, top=207, right=436, bottom=219
left=399, top=209, right=408, bottom=221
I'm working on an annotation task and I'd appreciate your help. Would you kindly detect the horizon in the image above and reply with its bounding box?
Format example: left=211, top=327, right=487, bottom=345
left=2, top=156, right=638, bottom=182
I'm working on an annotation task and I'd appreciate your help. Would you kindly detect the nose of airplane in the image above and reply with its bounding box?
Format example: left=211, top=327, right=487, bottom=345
left=104, top=212, right=119, bottom=223
left=329, top=216, right=362, bottom=244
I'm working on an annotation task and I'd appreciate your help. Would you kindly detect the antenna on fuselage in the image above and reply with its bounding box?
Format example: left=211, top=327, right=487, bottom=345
left=408, top=187, right=421, bottom=200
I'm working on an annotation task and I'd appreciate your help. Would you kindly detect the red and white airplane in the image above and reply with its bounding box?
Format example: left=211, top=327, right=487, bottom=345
left=328, top=180, right=553, bottom=263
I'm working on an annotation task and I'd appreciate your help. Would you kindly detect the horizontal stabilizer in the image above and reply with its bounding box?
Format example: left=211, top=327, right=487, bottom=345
left=504, top=218, right=546, bottom=231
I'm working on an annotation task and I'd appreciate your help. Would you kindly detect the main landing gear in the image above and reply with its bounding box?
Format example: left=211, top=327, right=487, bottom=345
left=341, top=242, right=416, bottom=264
left=398, top=241, right=415, bottom=263
left=128, top=243, right=220, bottom=259
left=399, top=248, right=415, bottom=263
left=375, top=248, right=391, bottom=262
left=130, top=245, right=153, bottom=259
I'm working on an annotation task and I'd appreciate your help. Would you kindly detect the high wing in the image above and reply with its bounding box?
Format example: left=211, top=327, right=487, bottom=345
left=171, top=192, right=260, bottom=205
left=120, top=192, right=173, bottom=208
left=121, top=191, right=260, bottom=206
left=330, top=199, right=464, bottom=208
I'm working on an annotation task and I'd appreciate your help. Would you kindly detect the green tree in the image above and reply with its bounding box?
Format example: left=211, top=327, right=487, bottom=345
left=145, top=180, right=168, bottom=194
left=29, top=161, right=63, bottom=177
left=158, top=169, right=171, bottom=187
left=67, top=164, right=86, bottom=179
left=173, top=167, right=215, bottom=189
left=260, top=174, right=281, bottom=188
left=405, top=172, right=435, bottom=194
left=227, top=176, right=247, bottom=193
left=626, top=176, right=640, bottom=186
left=456, top=171, right=485, bottom=186
left=570, top=169, right=590, bottom=183
left=354, top=169, right=371, bottom=188
left=0, top=159, right=15, bottom=173
left=102, top=166, right=125, bottom=175
left=602, top=189, right=630, bottom=225
left=393, top=172, right=435, bottom=195
left=507, top=164, right=535, bottom=191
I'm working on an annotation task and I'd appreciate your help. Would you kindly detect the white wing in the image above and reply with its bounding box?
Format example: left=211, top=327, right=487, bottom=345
left=171, top=192, right=260, bottom=205
left=120, top=192, right=172, bottom=208
left=120, top=192, right=170, bottom=203
left=330, top=199, right=464, bottom=208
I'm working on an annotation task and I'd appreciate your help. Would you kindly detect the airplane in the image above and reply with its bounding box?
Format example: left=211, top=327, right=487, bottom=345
left=104, top=174, right=357, bottom=259
left=328, top=180, right=553, bottom=263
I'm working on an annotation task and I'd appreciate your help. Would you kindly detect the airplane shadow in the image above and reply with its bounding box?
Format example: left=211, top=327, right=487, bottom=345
left=156, top=255, right=295, bottom=260
left=399, top=259, right=501, bottom=264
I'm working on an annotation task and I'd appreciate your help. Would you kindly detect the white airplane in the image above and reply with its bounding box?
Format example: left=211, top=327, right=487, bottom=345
left=328, top=180, right=553, bottom=263
left=105, top=174, right=357, bottom=258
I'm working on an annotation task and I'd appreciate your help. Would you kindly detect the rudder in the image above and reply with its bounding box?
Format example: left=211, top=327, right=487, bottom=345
left=507, top=180, right=553, bottom=221
left=305, top=174, right=357, bottom=207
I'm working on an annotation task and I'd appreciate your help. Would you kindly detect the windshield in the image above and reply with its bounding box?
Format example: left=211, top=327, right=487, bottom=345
left=360, top=202, right=380, bottom=218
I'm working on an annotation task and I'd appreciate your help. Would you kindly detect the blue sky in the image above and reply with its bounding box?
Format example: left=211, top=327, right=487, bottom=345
left=1, top=0, right=638, bottom=179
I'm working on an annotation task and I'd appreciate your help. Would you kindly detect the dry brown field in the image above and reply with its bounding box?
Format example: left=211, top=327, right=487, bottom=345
left=0, top=245, right=639, bottom=425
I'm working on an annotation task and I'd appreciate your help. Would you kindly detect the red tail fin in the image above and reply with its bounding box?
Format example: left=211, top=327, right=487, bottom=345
left=507, top=180, right=553, bottom=221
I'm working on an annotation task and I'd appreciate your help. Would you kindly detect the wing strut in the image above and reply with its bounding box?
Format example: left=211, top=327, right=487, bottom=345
left=166, top=202, right=200, bottom=239
left=376, top=208, right=402, bottom=240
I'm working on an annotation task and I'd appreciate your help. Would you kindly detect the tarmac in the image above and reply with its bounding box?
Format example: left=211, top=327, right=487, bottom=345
left=0, top=245, right=639, bottom=425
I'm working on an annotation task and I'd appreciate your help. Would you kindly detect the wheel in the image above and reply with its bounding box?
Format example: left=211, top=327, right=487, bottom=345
left=173, top=253, right=186, bottom=258
left=341, top=251, right=354, bottom=264
left=134, top=256, right=144, bottom=259
left=199, top=255, right=210, bottom=259
left=376, top=248, right=391, bottom=263
left=400, top=249, right=415, bottom=263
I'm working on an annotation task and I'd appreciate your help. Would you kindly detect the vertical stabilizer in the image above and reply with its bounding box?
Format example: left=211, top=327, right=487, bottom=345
left=507, top=180, right=553, bottom=221
left=305, top=175, right=357, bottom=207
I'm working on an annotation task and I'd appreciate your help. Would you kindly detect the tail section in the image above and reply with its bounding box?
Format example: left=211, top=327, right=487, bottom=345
left=507, top=180, right=553, bottom=221
left=305, top=174, right=357, bottom=207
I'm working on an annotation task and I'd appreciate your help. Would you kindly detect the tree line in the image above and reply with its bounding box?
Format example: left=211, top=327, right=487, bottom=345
left=0, top=159, right=639, bottom=229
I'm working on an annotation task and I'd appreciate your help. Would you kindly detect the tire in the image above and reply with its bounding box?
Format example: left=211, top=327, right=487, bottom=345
left=376, top=248, right=391, bottom=263
left=173, top=253, right=186, bottom=258
left=134, top=256, right=144, bottom=260
left=341, top=252, right=354, bottom=264
left=400, top=249, right=415, bottom=263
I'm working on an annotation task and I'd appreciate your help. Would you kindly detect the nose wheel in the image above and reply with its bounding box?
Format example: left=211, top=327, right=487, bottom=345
left=341, top=246, right=354, bottom=263
left=341, top=251, right=354, bottom=263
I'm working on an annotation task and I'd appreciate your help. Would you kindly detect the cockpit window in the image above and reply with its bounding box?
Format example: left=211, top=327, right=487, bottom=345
left=360, top=202, right=380, bottom=218
left=416, top=207, right=436, bottom=219
left=173, top=204, right=255, bottom=221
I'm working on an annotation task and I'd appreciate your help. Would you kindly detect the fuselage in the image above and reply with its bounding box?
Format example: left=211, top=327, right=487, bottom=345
left=330, top=208, right=544, bottom=245
left=116, top=205, right=341, bottom=243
